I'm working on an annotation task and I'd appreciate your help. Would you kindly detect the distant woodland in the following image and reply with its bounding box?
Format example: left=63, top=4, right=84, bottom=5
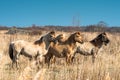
left=0, top=21, right=120, bottom=35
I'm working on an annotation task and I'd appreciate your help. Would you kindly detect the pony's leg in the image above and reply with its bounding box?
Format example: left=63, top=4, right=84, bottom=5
left=15, top=52, right=21, bottom=69
left=46, top=54, right=53, bottom=68
left=37, top=56, right=45, bottom=70
left=10, top=49, right=15, bottom=69
left=92, top=55, right=95, bottom=63
left=13, top=55, right=18, bottom=69
left=69, top=55, right=73, bottom=64
left=71, top=55, right=74, bottom=64
left=16, top=59, right=21, bottom=69
left=45, top=55, right=50, bottom=68
left=12, top=61, right=15, bottom=69
left=50, top=55, right=56, bottom=67
left=48, top=56, right=52, bottom=68
left=92, top=50, right=98, bottom=63
left=71, top=51, right=77, bottom=63
left=66, top=54, right=71, bottom=65
left=11, top=49, right=17, bottom=69
left=71, top=56, right=75, bottom=63
left=11, top=53, right=16, bottom=69
left=70, top=52, right=76, bottom=64
left=92, top=48, right=98, bottom=63
left=51, top=56, right=56, bottom=64
left=12, top=57, right=18, bottom=69
left=15, top=60, right=18, bottom=69
left=66, top=56, right=68, bottom=65
left=92, top=52, right=97, bottom=63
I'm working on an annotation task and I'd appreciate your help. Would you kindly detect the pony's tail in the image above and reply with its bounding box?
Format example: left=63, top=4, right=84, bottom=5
left=9, top=43, right=14, bottom=61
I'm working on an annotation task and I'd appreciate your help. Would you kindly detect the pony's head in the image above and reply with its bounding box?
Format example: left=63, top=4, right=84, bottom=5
left=97, top=32, right=110, bottom=46
left=46, top=31, right=56, bottom=42
left=68, top=31, right=84, bottom=44
left=54, top=34, right=65, bottom=43
left=34, top=31, right=56, bottom=45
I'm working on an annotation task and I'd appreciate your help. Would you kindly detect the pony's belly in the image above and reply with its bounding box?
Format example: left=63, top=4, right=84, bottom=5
left=23, top=47, right=42, bottom=55
left=78, top=47, right=92, bottom=55
left=52, top=49, right=65, bottom=58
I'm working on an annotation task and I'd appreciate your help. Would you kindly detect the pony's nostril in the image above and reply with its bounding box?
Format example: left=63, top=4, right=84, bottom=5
left=82, top=41, right=84, bottom=44
left=106, top=39, right=110, bottom=43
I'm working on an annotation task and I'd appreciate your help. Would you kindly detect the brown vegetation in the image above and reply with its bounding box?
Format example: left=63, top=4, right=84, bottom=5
left=0, top=30, right=120, bottom=80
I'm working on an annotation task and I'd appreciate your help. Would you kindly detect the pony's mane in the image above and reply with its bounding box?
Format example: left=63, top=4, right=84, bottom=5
left=91, top=32, right=106, bottom=41
left=66, top=34, right=74, bottom=42
left=90, top=33, right=106, bottom=47
left=55, top=34, right=64, bottom=43
left=34, top=37, right=43, bottom=45
left=90, top=33, right=103, bottom=42
left=49, top=31, right=55, bottom=35
left=65, top=32, right=80, bottom=43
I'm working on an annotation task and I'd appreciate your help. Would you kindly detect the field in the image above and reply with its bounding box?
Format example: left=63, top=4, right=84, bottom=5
left=0, top=30, right=120, bottom=80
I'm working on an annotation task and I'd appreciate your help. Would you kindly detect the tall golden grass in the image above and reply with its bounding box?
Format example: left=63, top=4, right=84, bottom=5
left=0, top=31, right=120, bottom=80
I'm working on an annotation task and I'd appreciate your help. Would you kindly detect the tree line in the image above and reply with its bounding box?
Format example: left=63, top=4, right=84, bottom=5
left=0, top=21, right=120, bottom=34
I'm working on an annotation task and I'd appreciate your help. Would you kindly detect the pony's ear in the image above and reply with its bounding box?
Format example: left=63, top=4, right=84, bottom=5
left=49, top=31, right=55, bottom=35
left=103, top=32, right=106, bottom=35
left=59, top=34, right=64, bottom=38
left=76, top=32, right=81, bottom=35
left=39, top=36, right=44, bottom=41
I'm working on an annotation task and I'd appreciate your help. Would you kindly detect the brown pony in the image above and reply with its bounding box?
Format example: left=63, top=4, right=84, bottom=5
left=48, top=34, right=65, bottom=64
left=9, top=31, right=56, bottom=68
left=45, top=32, right=84, bottom=67
left=75, top=32, right=110, bottom=63
left=33, top=34, right=65, bottom=68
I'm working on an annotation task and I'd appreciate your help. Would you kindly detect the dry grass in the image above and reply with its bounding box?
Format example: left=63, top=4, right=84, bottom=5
left=0, top=31, right=120, bottom=80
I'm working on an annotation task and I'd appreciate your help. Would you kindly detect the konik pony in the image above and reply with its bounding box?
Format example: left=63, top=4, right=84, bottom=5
left=45, top=32, right=84, bottom=67
left=9, top=31, right=56, bottom=68
left=75, top=32, right=110, bottom=63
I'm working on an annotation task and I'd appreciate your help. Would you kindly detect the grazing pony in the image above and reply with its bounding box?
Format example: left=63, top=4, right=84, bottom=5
left=45, top=32, right=84, bottom=67
left=9, top=31, right=56, bottom=68
left=75, top=32, right=110, bottom=63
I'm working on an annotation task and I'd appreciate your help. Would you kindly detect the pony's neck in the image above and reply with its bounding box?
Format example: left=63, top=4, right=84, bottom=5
left=34, top=40, right=42, bottom=45
left=58, top=39, right=65, bottom=43
left=57, top=39, right=66, bottom=45
left=65, top=39, right=76, bottom=48
left=34, top=39, right=50, bottom=50
left=62, top=34, right=76, bottom=48
left=44, top=41, right=50, bottom=50
left=90, top=38, right=103, bottom=48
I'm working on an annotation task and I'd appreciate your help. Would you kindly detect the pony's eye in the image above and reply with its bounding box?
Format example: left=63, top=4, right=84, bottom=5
left=49, top=35, right=52, bottom=37
left=76, top=34, right=80, bottom=37
left=50, top=35, right=54, bottom=38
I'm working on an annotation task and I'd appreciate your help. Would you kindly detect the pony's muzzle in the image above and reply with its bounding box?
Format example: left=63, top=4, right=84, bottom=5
left=80, top=40, right=84, bottom=44
left=104, top=39, right=110, bottom=46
